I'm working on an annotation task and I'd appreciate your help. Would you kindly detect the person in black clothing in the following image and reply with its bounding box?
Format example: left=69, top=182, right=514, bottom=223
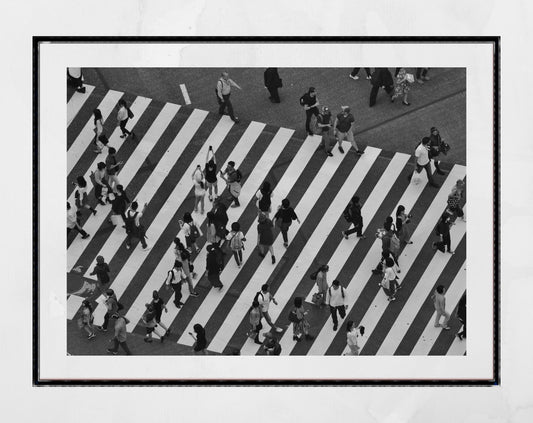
left=433, top=212, right=454, bottom=254
left=206, top=244, right=224, bottom=290
left=151, top=290, right=170, bottom=336
left=213, top=200, right=229, bottom=244
left=190, top=324, right=207, bottom=354
left=273, top=198, right=301, bottom=248
left=315, top=106, right=334, bottom=157
left=165, top=263, right=184, bottom=308
left=428, top=127, right=447, bottom=175
left=456, top=292, right=466, bottom=340
left=90, top=255, right=111, bottom=291
left=300, top=87, right=320, bottom=136
left=73, top=175, right=97, bottom=216
left=342, top=196, right=366, bottom=239
left=349, top=68, right=372, bottom=80
left=264, top=68, right=282, bottom=103
left=369, top=68, right=394, bottom=107
left=204, top=146, right=218, bottom=202
left=110, top=184, right=130, bottom=226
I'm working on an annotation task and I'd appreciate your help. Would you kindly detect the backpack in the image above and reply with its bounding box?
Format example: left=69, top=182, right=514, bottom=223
left=329, top=286, right=345, bottom=299
left=127, top=107, right=134, bottom=119
left=253, top=291, right=265, bottom=305
left=235, top=169, right=243, bottom=183
left=188, top=223, right=200, bottom=241
left=230, top=232, right=243, bottom=250
left=299, top=94, right=308, bottom=107
left=389, top=233, right=401, bottom=255
left=124, top=211, right=138, bottom=234
left=288, top=308, right=300, bottom=323
left=309, top=269, right=320, bottom=280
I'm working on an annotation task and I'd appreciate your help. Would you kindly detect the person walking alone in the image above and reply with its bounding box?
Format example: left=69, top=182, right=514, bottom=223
left=92, top=162, right=109, bottom=205
left=105, top=147, right=123, bottom=193
left=390, top=67, right=412, bottom=106
left=433, top=212, right=454, bottom=254
left=333, top=106, right=364, bottom=155
left=117, top=99, right=135, bottom=139
left=380, top=257, right=400, bottom=301
left=204, top=146, right=219, bottom=202
left=228, top=222, right=246, bottom=268
left=428, top=127, right=448, bottom=175
left=395, top=205, right=413, bottom=246
left=92, top=108, right=107, bottom=154
left=97, top=288, right=120, bottom=332
left=67, top=202, right=90, bottom=239
left=290, top=297, right=313, bottom=342
left=165, top=263, right=185, bottom=308
left=342, top=196, right=365, bottom=239
left=447, top=180, right=466, bottom=222
left=411, top=137, right=440, bottom=188
left=206, top=244, right=224, bottom=290
left=255, top=181, right=273, bottom=218
left=219, top=161, right=242, bottom=208
left=151, top=290, right=170, bottom=336
left=89, top=255, right=111, bottom=291
left=369, top=68, right=394, bottom=107
left=257, top=213, right=276, bottom=264
left=110, top=184, right=130, bottom=226
left=189, top=324, right=207, bottom=355
left=344, top=321, right=366, bottom=355
left=327, top=280, right=348, bottom=331
left=73, top=175, right=97, bottom=216
left=216, top=71, right=241, bottom=123
left=432, top=285, right=451, bottom=330
left=78, top=300, right=96, bottom=340
left=106, top=313, right=132, bottom=355
left=273, top=198, right=300, bottom=248
left=254, top=284, right=282, bottom=333
left=314, top=265, right=329, bottom=308
left=248, top=300, right=263, bottom=345
left=141, top=303, right=166, bottom=343
left=125, top=201, right=150, bottom=251
left=264, top=68, right=282, bottom=103
left=299, top=87, right=320, bottom=136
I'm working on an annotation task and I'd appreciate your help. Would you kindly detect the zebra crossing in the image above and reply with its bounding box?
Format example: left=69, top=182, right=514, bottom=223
left=67, top=87, right=467, bottom=356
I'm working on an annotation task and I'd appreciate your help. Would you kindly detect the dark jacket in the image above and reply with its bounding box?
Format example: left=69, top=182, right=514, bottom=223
left=371, top=68, right=394, bottom=87
left=457, top=293, right=466, bottom=321
left=257, top=218, right=274, bottom=246
left=206, top=247, right=224, bottom=274
left=112, top=192, right=130, bottom=215
left=264, top=68, right=282, bottom=88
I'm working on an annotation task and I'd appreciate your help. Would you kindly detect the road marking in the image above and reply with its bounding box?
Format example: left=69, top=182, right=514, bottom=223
left=180, top=84, right=191, bottom=105
left=67, top=84, right=95, bottom=127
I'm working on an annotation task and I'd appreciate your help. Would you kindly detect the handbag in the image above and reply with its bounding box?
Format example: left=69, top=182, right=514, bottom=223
left=110, top=214, right=123, bottom=226
left=311, top=292, right=323, bottom=305
left=411, top=169, right=423, bottom=185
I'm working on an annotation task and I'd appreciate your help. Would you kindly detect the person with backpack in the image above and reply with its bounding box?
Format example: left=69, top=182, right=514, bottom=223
left=78, top=299, right=96, bottom=340
left=273, top=198, right=300, bottom=248
left=395, top=205, right=413, bottom=246
left=380, top=257, right=401, bottom=301
left=180, top=212, right=201, bottom=254
left=116, top=99, right=135, bottom=139
left=151, top=290, right=170, bottom=336
left=73, top=175, right=97, bottom=216
left=312, top=264, right=329, bottom=307
left=333, top=106, right=364, bottom=155
left=67, top=202, right=90, bottom=239
left=342, top=196, right=365, bottom=239
left=204, top=146, right=219, bottom=202
left=289, top=296, right=313, bottom=341
left=125, top=201, right=150, bottom=251
left=256, top=181, right=273, bottom=217
left=344, top=321, right=366, bottom=355
left=300, top=87, right=320, bottom=136
left=97, top=288, right=121, bottom=332
left=215, top=71, right=241, bottom=124
left=90, top=255, right=111, bottom=291
left=165, top=263, right=185, bottom=308
left=173, top=237, right=199, bottom=297
left=262, top=332, right=282, bottom=355
left=315, top=106, right=334, bottom=157
left=141, top=303, right=166, bottom=343
left=228, top=222, right=246, bottom=267
left=110, top=184, right=130, bottom=226
left=433, top=212, right=454, bottom=254
left=206, top=244, right=224, bottom=290
left=248, top=300, right=263, bottom=345
left=219, top=161, right=242, bottom=208
left=254, top=284, right=282, bottom=333
left=327, top=280, right=348, bottom=331
left=257, top=213, right=276, bottom=264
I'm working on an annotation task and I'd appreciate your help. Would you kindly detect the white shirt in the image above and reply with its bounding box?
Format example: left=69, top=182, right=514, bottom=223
left=258, top=291, right=272, bottom=312
left=327, top=286, right=346, bottom=307
left=194, top=181, right=206, bottom=197
left=126, top=208, right=142, bottom=227
left=382, top=267, right=396, bottom=290
left=67, top=207, right=78, bottom=228
left=415, top=143, right=430, bottom=166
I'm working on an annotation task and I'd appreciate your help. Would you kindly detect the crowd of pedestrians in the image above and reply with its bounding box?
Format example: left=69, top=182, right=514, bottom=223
left=70, top=68, right=465, bottom=356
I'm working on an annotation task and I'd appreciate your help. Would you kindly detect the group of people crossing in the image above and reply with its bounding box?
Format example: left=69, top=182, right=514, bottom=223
left=68, top=68, right=465, bottom=356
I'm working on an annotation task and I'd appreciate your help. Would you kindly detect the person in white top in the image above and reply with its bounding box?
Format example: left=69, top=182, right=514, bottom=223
left=116, top=99, right=135, bottom=139
left=254, top=284, right=283, bottom=333
left=192, top=165, right=206, bottom=214
left=380, top=257, right=401, bottom=301
left=326, top=279, right=348, bottom=331
left=344, top=321, right=366, bottom=355
left=67, top=202, right=90, bottom=239
left=125, top=201, right=150, bottom=250
left=216, top=71, right=242, bottom=123
left=413, top=137, right=439, bottom=188
left=92, top=109, right=107, bottom=153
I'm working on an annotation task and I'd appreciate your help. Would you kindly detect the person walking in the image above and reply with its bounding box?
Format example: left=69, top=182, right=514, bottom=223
left=173, top=237, right=199, bottom=297
left=73, top=176, right=97, bottom=216
left=344, top=321, right=366, bottom=355
left=264, top=67, right=282, bottom=103
left=125, top=201, right=150, bottom=250
left=180, top=212, right=201, bottom=254
left=432, top=285, right=451, bottom=330
left=349, top=67, right=372, bottom=80
left=216, top=71, right=241, bottom=123
left=327, top=280, right=348, bottom=331
left=254, top=284, right=282, bottom=333
left=213, top=200, right=229, bottom=244
left=248, top=300, right=263, bottom=345
left=433, top=212, right=454, bottom=254
left=333, top=106, right=364, bottom=155
left=456, top=292, right=466, bottom=340
left=315, top=106, right=334, bottom=157
left=141, top=303, right=166, bottom=343
left=110, top=184, right=130, bottom=226
left=89, top=255, right=111, bottom=291
left=228, top=222, right=246, bottom=267
left=390, top=68, right=412, bottom=106
left=189, top=324, right=207, bottom=354
left=369, top=68, right=394, bottom=107
left=117, top=99, right=135, bottom=139
left=97, top=288, right=120, bottom=332
left=257, top=213, right=276, bottom=264
left=105, top=147, right=123, bottom=193
left=219, top=161, right=242, bottom=208
left=262, top=332, right=282, bottom=355
left=106, top=313, right=132, bottom=355
left=315, top=264, right=329, bottom=307
left=273, top=198, right=300, bottom=248
left=92, top=162, right=109, bottom=205
left=151, top=290, right=170, bottom=336
left=204, top=146, right=219, bottom=202
left=342, top=196, right=365, bottom=239
left=447, top=179, right=466, bottom=221
left=428, top=127, right=448, bottom=175
left=416, top=67, right=430, bottom=84
left=92, top=109, right=107, bottom=153
left=290, top=297, right=313, bottom=341
left=193, top=178, right=206, bottom=214
left=411, top=137, right=440, bottom=188
left=299, top=87, right=320, bottom=136
left=374, top=216, right=401, bottom=273
left=255, top=181, right=273, bottom=218
left=78, top=300, right=96, bottom=340
left=67, top=202, right=90, bottom=239
left=395, top=205, right=413, bottom=245
left=205, top=211, right=219, bottom=245
left=165, top=263, right=185, bottom=308
left=380, top=257, right=400, bottom=301
left=206, top=244, right=224, bottom=290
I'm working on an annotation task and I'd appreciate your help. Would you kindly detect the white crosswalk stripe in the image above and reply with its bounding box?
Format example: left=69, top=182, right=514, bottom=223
left=67, top=87, right=467, bottom=356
